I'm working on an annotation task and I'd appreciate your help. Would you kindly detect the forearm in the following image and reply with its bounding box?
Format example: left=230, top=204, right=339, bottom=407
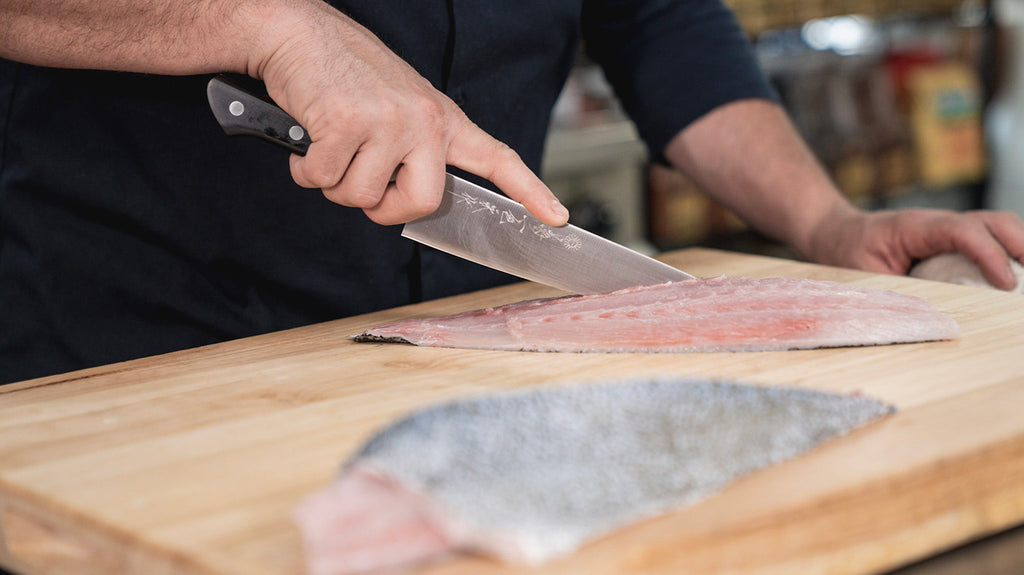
left=0, top=0, right=304, bottom=76
left=663, top=99, right=859, bottom=260
left=0, top=0, right=568, bottom=227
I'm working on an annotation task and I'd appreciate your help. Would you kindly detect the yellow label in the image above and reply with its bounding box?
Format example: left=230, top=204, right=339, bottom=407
left=906, top=62, right=987, bottom=188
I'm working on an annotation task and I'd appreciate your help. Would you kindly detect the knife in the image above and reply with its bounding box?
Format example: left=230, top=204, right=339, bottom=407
left=206, top=74, right=694, bottom=293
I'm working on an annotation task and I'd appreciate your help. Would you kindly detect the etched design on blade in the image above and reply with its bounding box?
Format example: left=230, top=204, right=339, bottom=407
left=452, top=189, right=582, bottom=251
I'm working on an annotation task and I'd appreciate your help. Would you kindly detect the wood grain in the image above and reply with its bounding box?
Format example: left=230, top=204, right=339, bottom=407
left=1, top=248, right=1022, bottom=575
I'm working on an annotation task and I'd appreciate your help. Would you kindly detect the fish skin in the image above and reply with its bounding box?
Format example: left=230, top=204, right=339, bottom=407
left=295, top=379, right=896, bottom=574
left=353, top=277, right=961, bottom=352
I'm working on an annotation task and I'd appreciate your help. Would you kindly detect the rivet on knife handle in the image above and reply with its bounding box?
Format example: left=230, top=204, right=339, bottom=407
left=206, top=74, right=312, bottom=155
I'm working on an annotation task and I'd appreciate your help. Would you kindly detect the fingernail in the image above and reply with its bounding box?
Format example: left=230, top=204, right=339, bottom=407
left=1004, top=265, right=1018, bottom=289
left=552, top=200, right=569, bottom=223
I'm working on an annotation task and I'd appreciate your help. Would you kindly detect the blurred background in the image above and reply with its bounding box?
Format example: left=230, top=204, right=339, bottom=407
left=542, top=0, right=1024, bottom=259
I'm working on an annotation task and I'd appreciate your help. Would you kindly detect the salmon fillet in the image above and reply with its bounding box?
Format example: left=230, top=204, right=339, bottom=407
left=294, top=379, right=895, bottom=575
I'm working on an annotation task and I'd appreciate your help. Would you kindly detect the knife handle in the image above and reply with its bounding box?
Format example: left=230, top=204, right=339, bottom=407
left=206, top=74, right=311, bottom=155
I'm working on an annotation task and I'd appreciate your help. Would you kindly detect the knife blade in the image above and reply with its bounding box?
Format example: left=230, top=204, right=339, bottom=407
left=206, top=74, right=694, bottom=293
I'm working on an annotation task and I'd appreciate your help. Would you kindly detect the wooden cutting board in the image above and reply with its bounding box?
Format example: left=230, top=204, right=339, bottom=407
left=1, top=248, right=1023, bottom=575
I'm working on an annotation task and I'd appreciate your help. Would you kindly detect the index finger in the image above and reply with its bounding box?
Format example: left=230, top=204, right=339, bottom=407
left=447, top=121, right=569, bottom=227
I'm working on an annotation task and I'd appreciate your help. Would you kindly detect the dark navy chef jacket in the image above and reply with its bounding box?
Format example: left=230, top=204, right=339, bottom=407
left=0, top=0, right=774, bottom=384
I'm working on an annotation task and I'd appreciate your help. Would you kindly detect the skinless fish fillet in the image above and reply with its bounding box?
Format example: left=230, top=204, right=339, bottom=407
left=910, top=252, right=1024, bottom=293
left=353, top=277, right=960, bottom=352
left=294, top=378, right=896, bottom=575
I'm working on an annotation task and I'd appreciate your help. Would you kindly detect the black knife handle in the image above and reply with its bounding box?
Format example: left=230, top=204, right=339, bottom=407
left=206, top=74, right=311, bottom=155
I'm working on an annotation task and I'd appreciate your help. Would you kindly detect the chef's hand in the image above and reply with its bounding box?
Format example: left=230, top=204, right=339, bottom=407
left=806, top=207, right=1024, bottom=290
left=252, top=2, right=569, bottom=227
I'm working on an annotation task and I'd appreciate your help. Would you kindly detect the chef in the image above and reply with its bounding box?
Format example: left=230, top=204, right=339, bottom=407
left=1, top=0, right=1022, bottom=385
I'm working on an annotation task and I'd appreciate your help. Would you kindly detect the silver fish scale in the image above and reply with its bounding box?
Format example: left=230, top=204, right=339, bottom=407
left=346, top=378, right=895, bottom=563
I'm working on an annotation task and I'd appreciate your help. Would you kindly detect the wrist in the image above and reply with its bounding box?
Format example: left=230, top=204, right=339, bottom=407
left=795, top=197, right=864, bottom=265
left=233, top=0, right=296, bottom=79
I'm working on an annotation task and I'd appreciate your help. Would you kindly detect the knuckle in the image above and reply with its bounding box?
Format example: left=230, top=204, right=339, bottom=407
left=410, top=98, right=450, bottom=147
left=493, top=142, right=522, bottom=164
left=377, top=97, right=402, bottom=124
left=487, top=144, right=528, bottom=184
left=416, top=96, right=447, bottom=125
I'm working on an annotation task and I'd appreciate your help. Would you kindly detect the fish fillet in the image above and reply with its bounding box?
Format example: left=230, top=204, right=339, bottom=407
left=295, top=378, right=895, bottom=575
left=910, top=252, right=1024, bottom=293
left=354, top=277, right=960, bottom=352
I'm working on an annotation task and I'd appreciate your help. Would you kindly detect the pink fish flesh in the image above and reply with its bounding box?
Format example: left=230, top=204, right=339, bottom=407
left=294, top=378, right=896, bottom=574
left=354, top=277, right=960, bottom=352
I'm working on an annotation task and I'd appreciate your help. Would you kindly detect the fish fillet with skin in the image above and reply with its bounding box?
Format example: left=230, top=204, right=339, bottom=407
left=354, top=276, right=960, bottom=352
left=294, top=378, right=896, bottom=575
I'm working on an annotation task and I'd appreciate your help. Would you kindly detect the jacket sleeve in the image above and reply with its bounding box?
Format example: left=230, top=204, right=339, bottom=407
left=582, top=0, right=777, bottom=162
